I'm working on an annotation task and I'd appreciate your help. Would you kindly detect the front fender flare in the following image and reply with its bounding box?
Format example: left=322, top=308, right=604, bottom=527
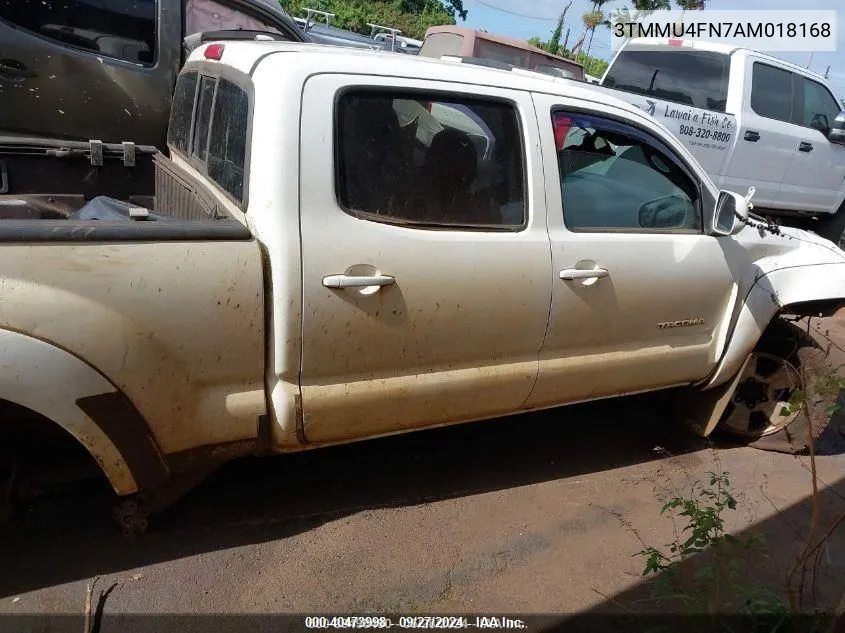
left=703, top=262, right=845, bottom=393
left=0, top=329, right=168, bottom=495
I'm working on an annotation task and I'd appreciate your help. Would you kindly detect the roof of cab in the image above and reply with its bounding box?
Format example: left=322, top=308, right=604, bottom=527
left=186, top=40, right=646, bottom=117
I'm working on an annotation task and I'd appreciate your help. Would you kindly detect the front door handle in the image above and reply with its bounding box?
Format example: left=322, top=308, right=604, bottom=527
left=744, top=130, right=760, bottom=142
left=799, top=141, right=814, bottom=153
left=322, top=274, right=395, bottom=289
left=0, top=60, right=37, bottom=79
left=559, top=268, right=609, bottom=281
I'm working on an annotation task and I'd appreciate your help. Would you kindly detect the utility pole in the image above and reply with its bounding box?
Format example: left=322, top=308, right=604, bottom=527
left=806, top=51, right=814, bottom=69
left=562, top=27, right=570, bottom=52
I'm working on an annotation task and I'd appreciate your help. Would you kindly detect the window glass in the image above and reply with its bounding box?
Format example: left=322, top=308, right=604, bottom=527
left=207, top=79, right=249, bottom=201
left=603, top=49, right=729, bottom=112
left=184, top=0, right=282, bottom=37
left=191, top=75, right=217, bottom=162
left=168, top=72, right=198, bottom=153
left=0, top=0, right=157, bottom=64
left=553, top=111, right=699, bottom=232
left=418, top=32, right=464, bottom=58
left=337, top=91, right=525, bottom=228
left=803, top=77, right=841, bottom=133
left=475, top=39, right=529, bottom=68
left=750, top=63, right=793, bottom=122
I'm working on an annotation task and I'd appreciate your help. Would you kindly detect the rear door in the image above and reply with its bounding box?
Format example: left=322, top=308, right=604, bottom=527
left=297, top=75, right=552, bottom=444
left=0, top=0, right=181, bottom=147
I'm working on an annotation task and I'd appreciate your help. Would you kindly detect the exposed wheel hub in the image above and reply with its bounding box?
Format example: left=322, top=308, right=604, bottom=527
left=720, top=351, right=803, bottom=438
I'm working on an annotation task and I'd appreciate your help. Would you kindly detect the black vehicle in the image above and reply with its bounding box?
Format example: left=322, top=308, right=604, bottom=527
left=0, top=0, right=308, bottom=149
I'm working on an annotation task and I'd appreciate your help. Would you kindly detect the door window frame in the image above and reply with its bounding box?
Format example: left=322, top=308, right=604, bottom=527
left=550, top=107, right=706, bottom=235
left=332, top=85, right=530, bottom=233
left=0, top=0, right=159, bottom=67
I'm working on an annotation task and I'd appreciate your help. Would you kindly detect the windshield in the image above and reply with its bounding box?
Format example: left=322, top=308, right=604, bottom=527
left=603, top=48, right=730, bottom=112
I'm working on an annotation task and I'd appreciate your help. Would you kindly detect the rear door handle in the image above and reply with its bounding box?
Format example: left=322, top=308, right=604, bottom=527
left=744, top=131, right=760, bottom=142
left=559, top=268, right=609, bottom=280
left=799, top=141, right=814, bottom=153
left=322, top=274, right=395, bottom=289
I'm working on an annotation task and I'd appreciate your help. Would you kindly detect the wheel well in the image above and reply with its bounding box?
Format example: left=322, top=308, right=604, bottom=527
left=0, top=400, right=107, bottom=495
left=780, top=299, right=845, bottom=319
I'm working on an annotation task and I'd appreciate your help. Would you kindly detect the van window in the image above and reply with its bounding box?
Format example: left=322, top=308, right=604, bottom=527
left=0, top=0, right=157, bottom=65
left=750, top=62, right=793, bottom=122
left=419, top=32, right=465, bottom=58
left=168, top=72, right=199, bottom=154
left=191, top=76, right=217, bottom=162
left=603, top=49, right=730, bottom=112
left=802, top=77, right=841, bottom=133
left=337, top=91, right=526, bottom=229
left=207, top=79, right=249, bottom=201
left=476, top=39, right=529, bottom=67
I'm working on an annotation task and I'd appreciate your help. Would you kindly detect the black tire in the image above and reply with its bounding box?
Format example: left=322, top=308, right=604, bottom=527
left=718, top=318, right=830, bottom=439
left=814, top=200, right=845, bottom=249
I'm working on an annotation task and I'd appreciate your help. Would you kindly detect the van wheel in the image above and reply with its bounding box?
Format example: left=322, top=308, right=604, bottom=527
left=718, top=320, right=817, bottom=439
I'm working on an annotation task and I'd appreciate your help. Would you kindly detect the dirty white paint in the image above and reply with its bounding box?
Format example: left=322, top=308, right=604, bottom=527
left=0, top=241, right=265, bottom=455
left=0, top=329, right=136, bottom=494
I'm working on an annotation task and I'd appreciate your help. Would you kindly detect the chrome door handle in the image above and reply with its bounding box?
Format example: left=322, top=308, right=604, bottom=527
left=322, top=274, right=395, bottom=289
left=559, top=268, right=608, bottom=280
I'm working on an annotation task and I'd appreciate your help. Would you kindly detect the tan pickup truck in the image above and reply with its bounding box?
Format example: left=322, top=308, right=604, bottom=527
left=2, top=41, right=845, bottom=534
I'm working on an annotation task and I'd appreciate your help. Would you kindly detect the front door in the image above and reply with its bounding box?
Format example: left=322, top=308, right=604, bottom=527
left=525, top=95, right=737, bottom=409
left=298, top=75, right=552, bottom=444
left=0, top=0, right=180, bottom=146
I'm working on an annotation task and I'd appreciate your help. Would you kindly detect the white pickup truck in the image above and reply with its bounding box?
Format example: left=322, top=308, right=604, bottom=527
left=2, top=41, right=845, bottom=534
left=596, top=39, right=845, bottom=245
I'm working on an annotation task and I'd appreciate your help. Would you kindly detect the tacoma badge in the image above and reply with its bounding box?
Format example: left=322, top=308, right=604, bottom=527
left=658, top=318, right=705, bottom=329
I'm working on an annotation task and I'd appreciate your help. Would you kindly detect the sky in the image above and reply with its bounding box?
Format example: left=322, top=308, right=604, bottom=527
left=461, top=0, right=845, bottom=95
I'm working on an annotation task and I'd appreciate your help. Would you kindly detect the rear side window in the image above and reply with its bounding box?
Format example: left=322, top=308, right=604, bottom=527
left=0, top=0, right=157, bottom=64
left=207, top=79, right=249, bottom=201
left=168, top=72, right=198, bottom=153
left=337, top=91, right=526, bottom=229
left=191, top=76, right=217, bottom=161
left=603, top=49, right=730, bottom=112
left=750, top=62, right=793, bottom=122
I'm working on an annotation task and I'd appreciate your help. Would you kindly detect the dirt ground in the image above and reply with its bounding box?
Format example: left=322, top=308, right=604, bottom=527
left=1, top=318, right=844, bottom=631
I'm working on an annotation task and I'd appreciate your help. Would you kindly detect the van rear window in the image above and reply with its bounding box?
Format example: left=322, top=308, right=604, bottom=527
left=603, top=49, right=730, bottom=112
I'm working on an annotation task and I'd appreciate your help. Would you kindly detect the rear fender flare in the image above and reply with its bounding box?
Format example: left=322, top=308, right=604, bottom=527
left=0, top=329, right=168, bottom=495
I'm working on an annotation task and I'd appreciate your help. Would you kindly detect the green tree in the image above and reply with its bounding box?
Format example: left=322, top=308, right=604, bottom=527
left=395, top=0, right=467, bottom=21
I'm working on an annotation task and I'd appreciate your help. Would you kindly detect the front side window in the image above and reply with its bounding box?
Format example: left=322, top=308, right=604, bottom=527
left=553, top=111, right=700, bottom=232
left=0, top=0, right=157, bottom=64
left=337, top=91, right=526, bottom=229
left=750, top=62, right=794, bottom=122
left=603, top=49, right=729, bottom=112
left=802, top=77, right=841, bottom=133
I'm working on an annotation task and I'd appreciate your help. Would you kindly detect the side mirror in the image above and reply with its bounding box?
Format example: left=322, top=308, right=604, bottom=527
left=829, top=110, right=845, bottom=145
left=713, top=190, right=749, bottom=236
